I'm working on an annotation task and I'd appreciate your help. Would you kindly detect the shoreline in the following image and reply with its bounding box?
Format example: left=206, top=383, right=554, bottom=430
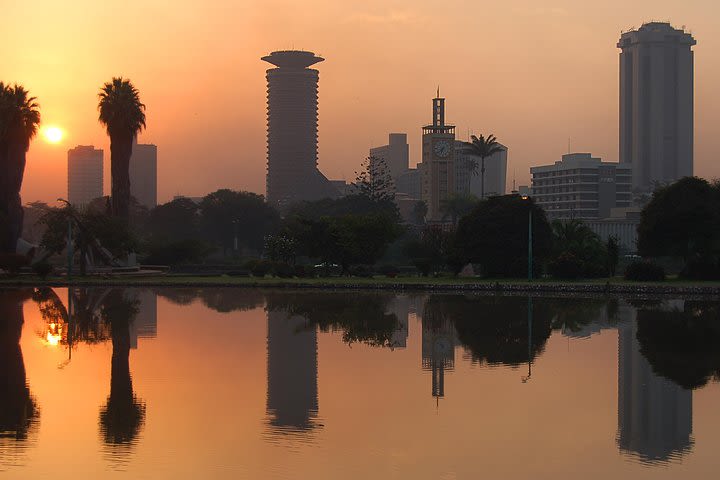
left=1, top=275, right=720, bottom=296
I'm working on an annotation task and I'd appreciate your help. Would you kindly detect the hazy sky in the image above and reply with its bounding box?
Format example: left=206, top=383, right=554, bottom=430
left=4, top=0, right=719, bottom=204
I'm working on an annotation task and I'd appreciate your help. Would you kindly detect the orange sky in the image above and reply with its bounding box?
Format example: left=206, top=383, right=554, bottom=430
left=3, top=0, right=719, bottom=205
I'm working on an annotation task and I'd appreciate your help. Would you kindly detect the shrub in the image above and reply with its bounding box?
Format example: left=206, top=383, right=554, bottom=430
left=31, top=261, right=54, bottom=279
left=293, top=264, right=314, bottom=278
left=0, top=253, right=29, bottom=276
left=680, top=257, right=720, bottom=281
left=624, top=260, right=666, bottom=282
left=250, top=260, right=272, bottom=278
left=143, top=239, right=212, bottom=265
left=378, top=264, right=399, bottom=278
left=548, top=252, right=584, bottom=279
left=349, top=264, right=374, bottom=278
left=272, top=262, right=294, bottom=278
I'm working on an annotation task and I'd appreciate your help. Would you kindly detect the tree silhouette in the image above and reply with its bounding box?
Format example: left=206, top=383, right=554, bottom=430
left=98, top=78, right=146, bottom=223
left=636, top=301, right=720, bottom=390
left=0, top=83, right=40, bottom=253
left=0, top=289, right=38, bottom=440
left=463, top=134, right=503, bottom=199
left=430, top=295, right=554, bottom=366
left=98, top=289, right=145, bottom=446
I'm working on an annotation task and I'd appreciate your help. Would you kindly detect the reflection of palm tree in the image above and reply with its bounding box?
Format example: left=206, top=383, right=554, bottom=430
left=0, top=289, right=38, bottom=440
left=98, top=289, right=145, bottom=446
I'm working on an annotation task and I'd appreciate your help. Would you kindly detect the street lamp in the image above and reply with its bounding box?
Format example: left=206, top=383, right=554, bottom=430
left=522, top=196, right=533, bottom=282
left=57, top=198, right=73, bottom=279
left=232, top=219, right=240, bottom=252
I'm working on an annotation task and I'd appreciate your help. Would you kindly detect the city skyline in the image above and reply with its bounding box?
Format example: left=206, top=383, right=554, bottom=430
left=6, top=1, right=720, bottom=205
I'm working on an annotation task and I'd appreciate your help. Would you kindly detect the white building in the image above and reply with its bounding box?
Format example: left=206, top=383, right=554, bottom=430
left=67, top=145, right=103, bottom=207
left=531, top=153, right=633, bottom=220
left=618, top=23, right=696, bottom=191
left=130, top=143, right=158, bottom=209
left=585, top=208, right=641, bottom=252
left=454, top=140, right=507, bottom=198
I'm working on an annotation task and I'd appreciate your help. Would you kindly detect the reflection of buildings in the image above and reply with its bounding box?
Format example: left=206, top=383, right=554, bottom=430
left=421, top=310, right=456, bottom=399
left=266, top=310, right=319, bottom=431
left=387, top=296, right=411, bottom=349
left=129, top=290, right=157, bottom=349
left=617, top=320, right=693, bottom=462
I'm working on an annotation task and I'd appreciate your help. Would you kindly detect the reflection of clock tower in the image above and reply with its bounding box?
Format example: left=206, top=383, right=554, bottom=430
left=421, top=311, right=456, bottom=400
left=420, top=90, right=456, bottom=222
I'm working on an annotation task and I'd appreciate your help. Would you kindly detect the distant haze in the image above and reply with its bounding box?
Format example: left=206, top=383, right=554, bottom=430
left=4, top=0, right=719, bottom=204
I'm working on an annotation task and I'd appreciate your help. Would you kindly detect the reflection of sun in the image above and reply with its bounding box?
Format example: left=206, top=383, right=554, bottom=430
left=42, top=126, right=64, bottom=144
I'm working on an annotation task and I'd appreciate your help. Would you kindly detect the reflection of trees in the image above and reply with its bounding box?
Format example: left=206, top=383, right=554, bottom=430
left=199, top=289, right=265, bottom=313
left=153, top=288, right=199, bottom=306
left=98, top=289, right=146, bottom=447
left=0, top=289, right=38, bottom=441
left=154, top=288, right=265, bottom=313
left=547, top=298, right=611, bottom=334
left=636, top=301, right=720, bottom=390
left=266, top=292, right=399, bottom=348
left=430, top=295, right=554, bottom=366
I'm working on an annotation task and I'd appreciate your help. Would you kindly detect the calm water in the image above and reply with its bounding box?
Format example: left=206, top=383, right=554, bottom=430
left=1, top=288, right=719, bottom=479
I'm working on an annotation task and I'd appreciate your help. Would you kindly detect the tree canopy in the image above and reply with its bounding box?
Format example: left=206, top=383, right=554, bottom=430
left=638, top=177, right=720, bottom=260
left=455, top=195, right=553, bottom=277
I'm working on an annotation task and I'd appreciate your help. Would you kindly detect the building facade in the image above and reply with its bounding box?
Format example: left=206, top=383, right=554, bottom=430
left=531, top=153, right=632, bottom=220
left=129, top=143, right=158, bottom=209
left=454, top=140, right=507, bottom=198
left=419, top=94, right=456, bottom=221
left=67, top=145, right=103, bottom=207
left=262, top=50, right=338, bottom=209
left=618, top=23, right=696, bottom=191
left=370, top=133, right=410, bottom=183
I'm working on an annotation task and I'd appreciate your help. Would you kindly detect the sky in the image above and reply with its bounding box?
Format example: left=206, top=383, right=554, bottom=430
left=3, top=0, right=719, bottom=205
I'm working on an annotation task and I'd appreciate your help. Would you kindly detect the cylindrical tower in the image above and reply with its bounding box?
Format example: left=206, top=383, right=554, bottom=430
left=262, top=51, right=324, bottom=209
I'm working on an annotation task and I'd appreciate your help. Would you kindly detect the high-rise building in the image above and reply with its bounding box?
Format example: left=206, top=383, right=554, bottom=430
left=618, top=22, right=696, bottom=191
left=67, top=145, right=103, bottom=207
left=370, top=133, right=410, bottom=183
left=531, top=153, right=632, bottom=220
left=420, top=93, right=456, bottom=221
left=617, top=319, right=693, bottom=462
left=129, top=143, right=158, bottom=209
left=454, top=140, right=508, bottom=198
left=262, top=50, right=338, bottom=209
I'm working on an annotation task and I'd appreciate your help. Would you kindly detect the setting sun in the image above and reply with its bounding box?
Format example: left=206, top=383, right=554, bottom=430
left=41, top=126, right=64, bottom=144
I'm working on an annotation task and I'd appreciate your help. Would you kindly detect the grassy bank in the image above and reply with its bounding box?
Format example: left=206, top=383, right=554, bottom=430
left=2, top=274, right=720, bottom=295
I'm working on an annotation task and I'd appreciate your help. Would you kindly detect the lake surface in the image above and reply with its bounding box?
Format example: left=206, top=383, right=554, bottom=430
left=1, top=287, right=719, bottom=479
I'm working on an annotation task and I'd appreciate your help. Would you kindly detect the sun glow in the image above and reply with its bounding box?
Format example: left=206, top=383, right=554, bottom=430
left=42, top=126, right=64, bottom=144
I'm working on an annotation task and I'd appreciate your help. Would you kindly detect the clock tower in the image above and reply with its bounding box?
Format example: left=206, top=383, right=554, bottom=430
left=420, top=90, right=456, bottom=222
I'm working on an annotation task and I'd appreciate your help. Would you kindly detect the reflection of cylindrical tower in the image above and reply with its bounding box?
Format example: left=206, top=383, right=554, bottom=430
left=266, top=310, right=318, bottom=431
left=617, top=321, right=693, bottom=463
left=262, top=50, right=325, bottom=209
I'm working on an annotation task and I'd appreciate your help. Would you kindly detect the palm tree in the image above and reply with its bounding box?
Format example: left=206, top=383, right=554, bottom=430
left=0, top=83, right=41, bottom=253
left=98, top=78, right=146, bottom=223
left=464, top=134, right=503, bottom=200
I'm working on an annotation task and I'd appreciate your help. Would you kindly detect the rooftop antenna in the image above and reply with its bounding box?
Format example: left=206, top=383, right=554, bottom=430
left=568, top=137, right=571, bottom=154
left=437, top=86, right=440, bottom=98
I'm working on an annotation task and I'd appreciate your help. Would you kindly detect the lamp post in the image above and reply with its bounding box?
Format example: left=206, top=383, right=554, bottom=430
left=57, top=198, right=73, bottom=279
left=232, top=219, right=239, bottom=252
left=522, top=196, right=533, bottom=282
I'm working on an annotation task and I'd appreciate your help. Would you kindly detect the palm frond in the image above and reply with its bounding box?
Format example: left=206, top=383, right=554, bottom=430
left=98, top=77, right=146, bottom=137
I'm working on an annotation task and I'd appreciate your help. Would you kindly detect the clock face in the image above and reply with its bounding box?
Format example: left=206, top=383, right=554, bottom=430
left=434, top=140, right=451, bottom=158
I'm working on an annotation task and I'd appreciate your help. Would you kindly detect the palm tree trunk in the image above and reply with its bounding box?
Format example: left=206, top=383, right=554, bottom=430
left=480, top=157, right=486, bottom=200
left=110, top=133, right=134, bottom=223
left=0, top=139, right=28, bottom=253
